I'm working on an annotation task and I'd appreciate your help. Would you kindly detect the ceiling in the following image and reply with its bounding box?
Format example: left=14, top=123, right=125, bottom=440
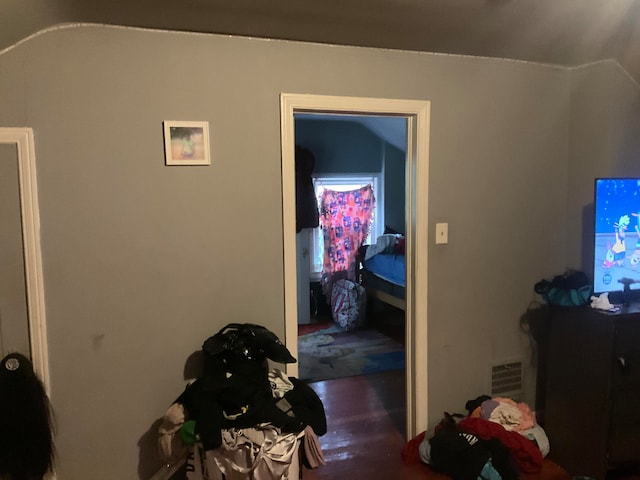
left=297, top=113, right=408, bottom=151
left=3, top=0, right=640, bottom=83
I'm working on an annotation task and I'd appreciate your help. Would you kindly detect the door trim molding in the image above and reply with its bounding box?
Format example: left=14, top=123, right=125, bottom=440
left=0, top=128, right=50, bottom=393
left=279, top=94, right=430, bottom=437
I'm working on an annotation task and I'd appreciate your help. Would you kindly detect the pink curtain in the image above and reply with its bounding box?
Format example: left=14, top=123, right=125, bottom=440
left=319, top=185, right=375, bottom=297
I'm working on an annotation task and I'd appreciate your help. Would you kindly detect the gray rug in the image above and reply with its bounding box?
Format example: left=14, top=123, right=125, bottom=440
left=297, top=326, right=405, bottom=382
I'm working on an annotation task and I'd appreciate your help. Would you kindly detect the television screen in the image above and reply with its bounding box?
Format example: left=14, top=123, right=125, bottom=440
left=593, top=178, right=640, bottom=295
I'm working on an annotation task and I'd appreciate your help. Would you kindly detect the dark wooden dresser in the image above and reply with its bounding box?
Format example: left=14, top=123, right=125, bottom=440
left=543, top=305, right=640, bottom=479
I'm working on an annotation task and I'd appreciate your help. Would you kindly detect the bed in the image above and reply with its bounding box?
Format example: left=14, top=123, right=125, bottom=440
left=357, top=234, right=406, bottom=311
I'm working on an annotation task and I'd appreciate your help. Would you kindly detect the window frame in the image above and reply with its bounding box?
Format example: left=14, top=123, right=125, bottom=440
left=310, top=173, right=383, bottom=279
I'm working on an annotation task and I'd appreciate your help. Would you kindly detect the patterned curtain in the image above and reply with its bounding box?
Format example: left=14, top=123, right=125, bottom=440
left=319, top=185, right=375, bottom=297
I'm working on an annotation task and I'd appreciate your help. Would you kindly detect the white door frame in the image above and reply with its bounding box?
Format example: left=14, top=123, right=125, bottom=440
left=0, top=128, right=50, bottom=393
left=280, top=94, right=430, bottom=438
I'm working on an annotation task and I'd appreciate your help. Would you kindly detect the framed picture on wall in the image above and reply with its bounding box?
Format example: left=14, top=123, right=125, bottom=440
left=163, top=120, right=211, bottom=166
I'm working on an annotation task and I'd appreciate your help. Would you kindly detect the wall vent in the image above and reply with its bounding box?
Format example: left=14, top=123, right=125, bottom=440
left=491, top=361, right=523, bottom=400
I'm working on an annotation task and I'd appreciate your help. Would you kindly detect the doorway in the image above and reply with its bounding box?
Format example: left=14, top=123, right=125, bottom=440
left=0, top=128, right=50, bottom=392
left=294, top=113, right=406, bottom=385
left=280, top=94, right=430, bottom=438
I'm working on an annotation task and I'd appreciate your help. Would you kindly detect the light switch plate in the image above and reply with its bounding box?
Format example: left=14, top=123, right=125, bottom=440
left=435, top=223, right=448, bottom=244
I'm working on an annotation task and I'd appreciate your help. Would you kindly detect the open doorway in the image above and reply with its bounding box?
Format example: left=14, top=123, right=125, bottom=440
left=280, top=94, right=430, bottom=439
left=293, top=113, right=407, bottom=386
left=0, top=128, right=49, bottom=391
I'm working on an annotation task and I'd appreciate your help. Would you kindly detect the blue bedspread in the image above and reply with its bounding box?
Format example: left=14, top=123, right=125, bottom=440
left=364, top=253, right=406, bottom=287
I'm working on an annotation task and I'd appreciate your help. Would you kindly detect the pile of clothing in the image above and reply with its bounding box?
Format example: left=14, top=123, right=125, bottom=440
left=403, top=395, right=549, bottom=480
left=464, top=395, right=549, bottom=458
left=158, top=323, right=326, bottom=479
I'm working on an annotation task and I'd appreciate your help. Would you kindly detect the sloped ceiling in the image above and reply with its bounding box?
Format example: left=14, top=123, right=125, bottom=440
left=3, top=0, right=640, bottom=83
left=297, top=114, right=408, bottom=152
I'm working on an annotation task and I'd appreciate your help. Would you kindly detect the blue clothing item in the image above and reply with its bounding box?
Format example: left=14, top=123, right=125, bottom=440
left=479, top=458, right=502, bottom=480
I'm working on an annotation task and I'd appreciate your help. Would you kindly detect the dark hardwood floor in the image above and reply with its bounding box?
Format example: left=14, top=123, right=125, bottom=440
left=299, top=302, right=640, bottom=480
left=299, top=300, right=413, bottom=478
left=302, top=370, right=422, bottom=480
left=301, top=371, right=572, bottom=480
left=300, top=371, right=640, bottom=480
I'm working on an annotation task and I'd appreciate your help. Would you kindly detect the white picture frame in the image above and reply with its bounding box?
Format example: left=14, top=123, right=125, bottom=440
left=163, top=120, right=211, bottom=166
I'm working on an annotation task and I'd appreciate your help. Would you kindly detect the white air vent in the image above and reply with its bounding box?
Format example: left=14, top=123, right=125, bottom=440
left=491, top=361, right=523, bottom=400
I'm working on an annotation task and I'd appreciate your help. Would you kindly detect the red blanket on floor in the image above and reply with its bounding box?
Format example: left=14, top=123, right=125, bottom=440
left=459, top=417, right=543, bottom=473
left=401, top=417, right=543, bottom=474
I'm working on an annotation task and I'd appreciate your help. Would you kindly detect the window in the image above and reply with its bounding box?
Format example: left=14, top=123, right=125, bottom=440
left=310, top=174, right=383, bottom=278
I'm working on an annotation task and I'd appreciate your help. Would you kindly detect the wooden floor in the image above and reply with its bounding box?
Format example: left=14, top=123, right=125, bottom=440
left=301, top=371, right=567, bottom=480
left=301, top=370, right=640, bottom=480
left=298, top=303, right=640, bottom=480
left=299, top=303, right=419, bottom=478
left=301, top=370, right=424, bottom=480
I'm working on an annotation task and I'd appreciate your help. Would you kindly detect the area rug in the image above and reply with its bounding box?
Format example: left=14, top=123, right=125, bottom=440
left=297, top=326, right=405, bottom=383
left=298, top=320, right=333, bottom=336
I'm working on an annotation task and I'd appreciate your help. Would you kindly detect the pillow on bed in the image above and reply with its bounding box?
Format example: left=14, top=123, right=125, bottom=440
left=394, top=236, right=405, bottom=254
left=365, top=234, right=397, bottom=260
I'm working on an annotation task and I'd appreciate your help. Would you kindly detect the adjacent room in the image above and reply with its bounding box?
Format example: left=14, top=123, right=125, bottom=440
left=294, top=113, right=407, bottom=385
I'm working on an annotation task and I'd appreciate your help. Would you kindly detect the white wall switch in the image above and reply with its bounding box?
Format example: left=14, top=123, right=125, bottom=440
left=435, top=222, right=448, bottom=244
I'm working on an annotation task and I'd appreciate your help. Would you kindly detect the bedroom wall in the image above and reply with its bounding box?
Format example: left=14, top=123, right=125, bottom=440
left=0, top=24, right=571, bottom=479
left=295, top=117, right=406, bottom=231
left=565, top=61, right=640, bottom=273
left=295, top=119, right=385, bottom=174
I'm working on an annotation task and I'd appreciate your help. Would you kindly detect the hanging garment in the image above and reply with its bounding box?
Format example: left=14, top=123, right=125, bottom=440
left=176, top=361, right=303, bottom=451
left=301, top=425, right=326, bottom=469
left=182, top=323, right=301, bottom=451
left=186, top=425, right=304, bottom=480
left=268, top=369, right=294, bottom=399
left=320, top=184, right=375, bottom=298
left=295, top=146, right=320, bottom=232
left=158, top=402, right=188, bottom=462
